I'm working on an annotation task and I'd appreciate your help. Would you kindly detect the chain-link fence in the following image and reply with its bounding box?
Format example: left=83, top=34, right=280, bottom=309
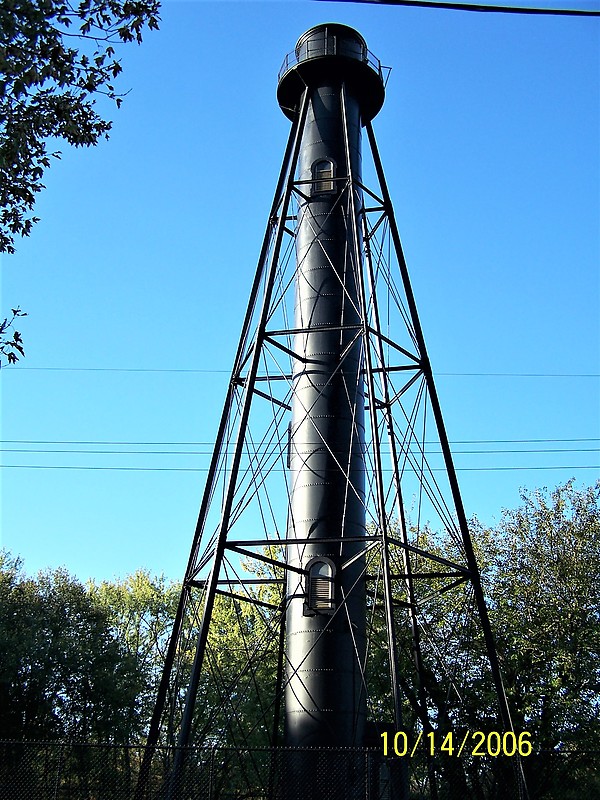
left=0, top=740, right=597, bottom=800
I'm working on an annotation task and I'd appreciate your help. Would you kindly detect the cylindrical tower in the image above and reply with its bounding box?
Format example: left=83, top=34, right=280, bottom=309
left=278, top=24, right=385, bottom=755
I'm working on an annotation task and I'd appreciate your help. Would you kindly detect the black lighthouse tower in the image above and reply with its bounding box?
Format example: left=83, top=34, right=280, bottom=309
left=137, top=24, right=526, bottom=800
left=278, top=25, right=383, bottom=752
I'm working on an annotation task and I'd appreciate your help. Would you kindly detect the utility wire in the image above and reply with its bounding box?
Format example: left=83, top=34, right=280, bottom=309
left=0, top=464, right=597, bottom=473
left=0, top=446, right=597, bottom=456
left=7, top=366, right=600, bottom=377
left=3, top=437, right=596, bottom=470
left=2, top=437, right=597, bottom=446
left=9, top=367, right=231, bottom=373
left=321, top=0, right=600, bottom=16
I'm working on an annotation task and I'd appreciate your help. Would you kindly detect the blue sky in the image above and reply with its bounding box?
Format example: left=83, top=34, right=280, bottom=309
left=1, top=0, right=599, bottom=583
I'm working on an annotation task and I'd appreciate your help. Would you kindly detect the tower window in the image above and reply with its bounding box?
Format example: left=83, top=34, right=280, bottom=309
left=312, top=159, right=335, bottom=195
left=305, top=558, right=335, bottom=614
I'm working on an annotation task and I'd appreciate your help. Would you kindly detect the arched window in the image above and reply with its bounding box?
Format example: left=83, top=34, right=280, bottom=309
left=304, top=558, right=336, bottom=615
left=311, top=159, right=335, bottom=195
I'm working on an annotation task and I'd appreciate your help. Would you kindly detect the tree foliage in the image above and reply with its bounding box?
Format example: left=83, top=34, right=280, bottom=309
left=395, top=481, right=600, bottom=799
left=88, top=569, right=180, bottom=737
left=482, top=480, right=600, bottom=798
left=0, top=552, right=144, bottom=742
left=0, top=0, right=160, bottom=366
left=485, top=481, right=600, bottom=743
left=0, top=306, right=26, bottom=365
left=0, top=482, right=598, bottom=798
left=0, top=0, right=160, bottom=254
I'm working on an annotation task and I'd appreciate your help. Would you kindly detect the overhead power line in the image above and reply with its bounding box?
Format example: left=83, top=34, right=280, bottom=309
left=321, top=0, right=600, bottom=16
left=0, top=446, right=597, bottom=456
left=2, top=437, right=598, bottom=446
left=0, top=463, right=597, bottom=473
left=10, top=366, right=230, bottom=373
left=7, top=366, right=600, bottom=377
left=2, top=439, right=596, bottom=472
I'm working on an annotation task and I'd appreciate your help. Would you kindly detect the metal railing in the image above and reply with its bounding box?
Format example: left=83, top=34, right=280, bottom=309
left=278, top=36, right=386, bottom=84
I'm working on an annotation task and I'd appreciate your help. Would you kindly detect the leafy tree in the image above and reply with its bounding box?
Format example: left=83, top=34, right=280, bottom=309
left=195, top=595, right=282, bottom=746
left=0, top=552, right=144, bottom=742
left=1, top=482, right=597, bottom=798
left=0, top=0, right=160, bottom=365
left=89, top=569, right=180, bottom=740
left=362, top=482, right=600, bottom=799
left=1, top=0, right=160, bottom=255
left=481, top=480, right=600, bottom=799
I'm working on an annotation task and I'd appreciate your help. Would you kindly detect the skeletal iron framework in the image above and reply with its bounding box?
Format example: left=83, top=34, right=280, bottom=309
left=137, top=24, right=526, bottom=800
